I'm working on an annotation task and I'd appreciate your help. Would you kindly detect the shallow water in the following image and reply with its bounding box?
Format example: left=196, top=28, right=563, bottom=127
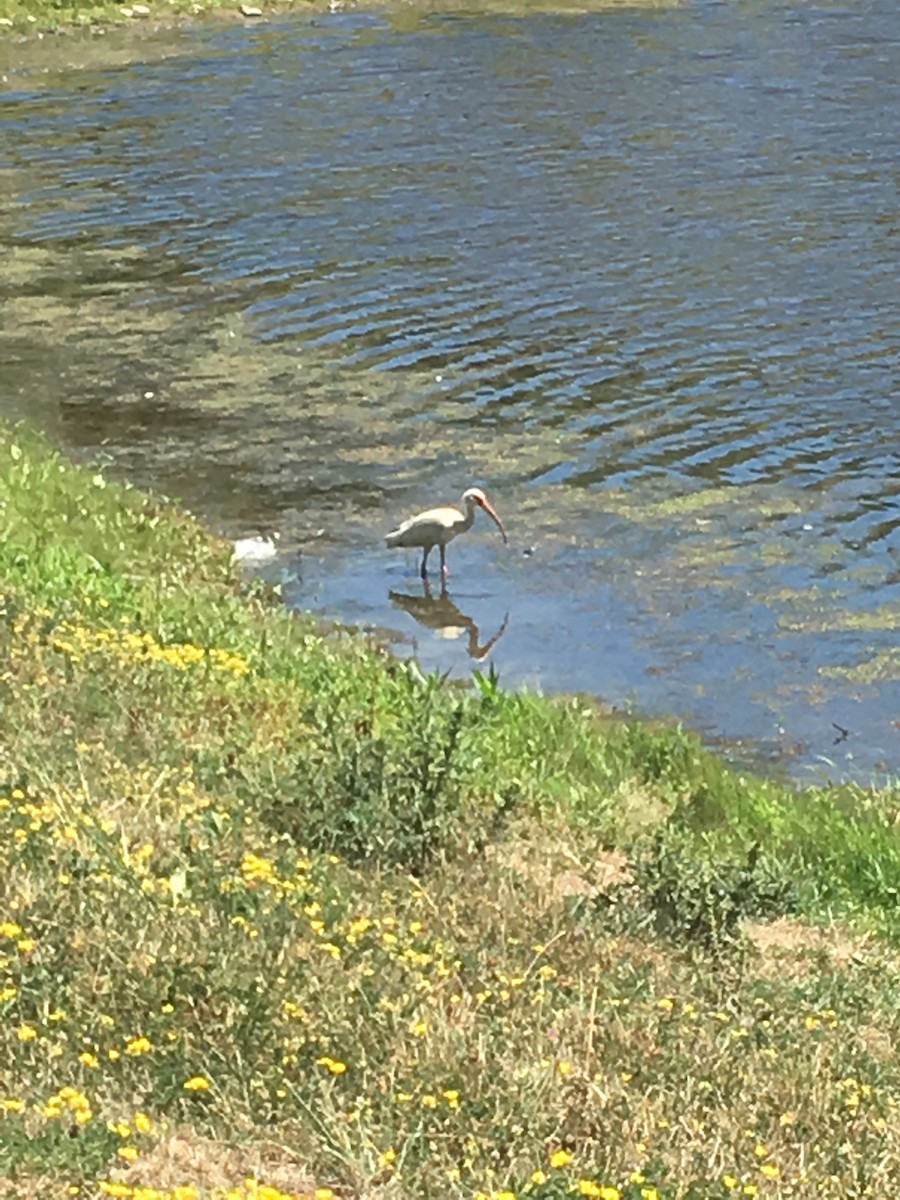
left=1, top=0, right=898, bottom=781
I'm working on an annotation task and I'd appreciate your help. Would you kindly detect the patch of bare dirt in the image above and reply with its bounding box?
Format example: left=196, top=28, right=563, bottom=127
left=112, top=1128, right=320, bottom=1194
left=743, top=917, right=872, bottom=979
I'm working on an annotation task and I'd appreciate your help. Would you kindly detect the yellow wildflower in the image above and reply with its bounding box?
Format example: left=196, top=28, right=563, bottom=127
left=134, top=1112, right=153, bottom=1133
left=183, top=1076, right=211, bottom=1091
left=125, top=1036, right=153, bottom=1056
left=17, top=1023, right=37, bottom=1042
left=531, top=1170, right=548, bottom=1185
left=759, top=1164, right=779, bottom=1179
left=315, top=1057, right=347, bottom=1075
left=550, top=1149, right=573, bottom=1169
left=557, top=1059, right=574, bottom=1077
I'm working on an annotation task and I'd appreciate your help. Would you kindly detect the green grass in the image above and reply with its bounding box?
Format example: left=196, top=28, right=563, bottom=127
left=2, top=422, right=900, bottom=1200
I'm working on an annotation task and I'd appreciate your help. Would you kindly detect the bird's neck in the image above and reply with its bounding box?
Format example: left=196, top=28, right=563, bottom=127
left=461, top=500, right=477, bottom=530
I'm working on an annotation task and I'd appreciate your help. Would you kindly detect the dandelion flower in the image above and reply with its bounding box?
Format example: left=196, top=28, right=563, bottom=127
left=759, top=1164, right=779, bottom=1179
left=183, top=1076, right=211, bottom=1091
left=531, top=1170, right=548, bottom=1185
left=17, top=1024, right=37, bottom=1042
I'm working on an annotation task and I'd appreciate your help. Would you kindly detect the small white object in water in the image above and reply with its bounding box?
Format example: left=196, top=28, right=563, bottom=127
left=232, top=534, right=279, bottom=566
left=240, top=3, right=263, bottom=14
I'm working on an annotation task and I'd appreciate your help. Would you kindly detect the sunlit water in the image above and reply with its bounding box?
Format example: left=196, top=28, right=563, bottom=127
left=1, top=0, right=898, bottom=781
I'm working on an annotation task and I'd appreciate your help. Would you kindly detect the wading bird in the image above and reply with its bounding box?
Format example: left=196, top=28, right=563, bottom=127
left=385, top=487, right=508, bottom=580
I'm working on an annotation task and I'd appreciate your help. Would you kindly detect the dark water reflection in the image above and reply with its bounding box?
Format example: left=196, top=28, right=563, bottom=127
left=1, top=0, right=898, bottom=781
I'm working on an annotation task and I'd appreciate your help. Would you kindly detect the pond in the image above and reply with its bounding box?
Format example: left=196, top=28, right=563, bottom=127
left=1, top=0, right=898, bottom=782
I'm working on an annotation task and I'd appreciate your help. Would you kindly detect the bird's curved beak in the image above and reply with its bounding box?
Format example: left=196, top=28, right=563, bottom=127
left=479, top=497, right=508, bottom=545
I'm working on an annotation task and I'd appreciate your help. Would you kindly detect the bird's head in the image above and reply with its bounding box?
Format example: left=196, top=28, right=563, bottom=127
left=463, top=487, right=508, bottom=544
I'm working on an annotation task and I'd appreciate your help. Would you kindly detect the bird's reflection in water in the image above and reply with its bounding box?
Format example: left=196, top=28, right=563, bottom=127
left=389, top=581, right=509, bottom=662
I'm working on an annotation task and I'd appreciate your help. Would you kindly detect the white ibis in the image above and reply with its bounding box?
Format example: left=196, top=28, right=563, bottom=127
left=385, top=487, right=508, bottom=580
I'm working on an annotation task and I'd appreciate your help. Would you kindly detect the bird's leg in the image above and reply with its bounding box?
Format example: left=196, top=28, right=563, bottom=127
left=440, top=543, right=449, bottom=580
left=420, top=547, right=431, bottom=579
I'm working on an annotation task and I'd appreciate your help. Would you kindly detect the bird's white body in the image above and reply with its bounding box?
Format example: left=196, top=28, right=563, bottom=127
left=385, top=487, right=507, bottom=579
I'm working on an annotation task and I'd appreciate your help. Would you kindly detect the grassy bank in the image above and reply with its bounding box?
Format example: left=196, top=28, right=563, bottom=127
left=0, top=0, right=320, bottom=37
left=0, top=0, right=681, bottom=38
left=1, top=423, right=900, bottom=1200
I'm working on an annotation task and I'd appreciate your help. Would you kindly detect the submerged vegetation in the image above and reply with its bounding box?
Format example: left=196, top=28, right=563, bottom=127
left=2, top=424, right=900, bottom=1199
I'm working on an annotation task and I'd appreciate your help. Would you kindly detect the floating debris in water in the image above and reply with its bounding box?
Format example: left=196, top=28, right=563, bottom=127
left=232, top=534, right=279, bottom=566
